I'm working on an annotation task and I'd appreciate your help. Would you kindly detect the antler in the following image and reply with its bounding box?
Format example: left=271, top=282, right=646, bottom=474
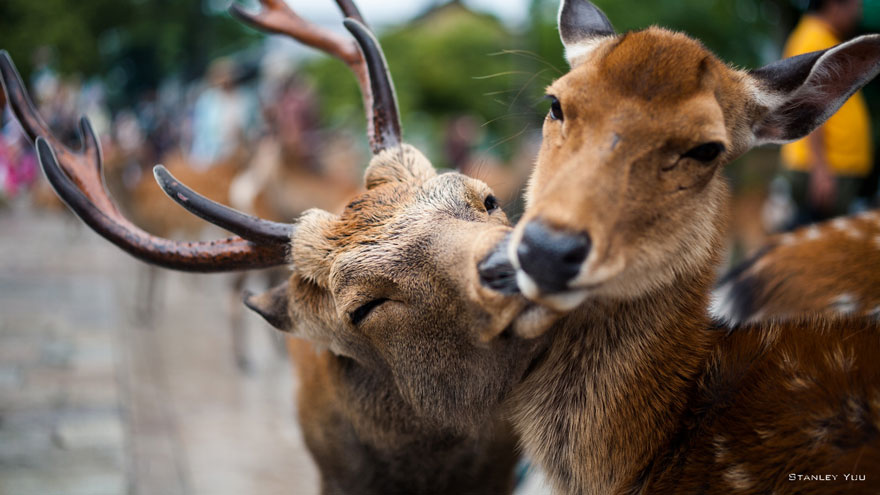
left=0, top=51, right=292, bottom=272
left=0, top=0, right=401, bottom=273
left=229, top=0, right=400, bottom=153
left=152, top=18, right=401, bottom=237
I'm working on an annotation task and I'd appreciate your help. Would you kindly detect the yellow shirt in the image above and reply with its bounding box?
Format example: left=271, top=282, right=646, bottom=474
left=780, top=16, right=872, bottom=177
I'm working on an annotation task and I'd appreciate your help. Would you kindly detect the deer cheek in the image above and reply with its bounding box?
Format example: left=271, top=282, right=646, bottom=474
left=658, top=160, right=718, bottom=194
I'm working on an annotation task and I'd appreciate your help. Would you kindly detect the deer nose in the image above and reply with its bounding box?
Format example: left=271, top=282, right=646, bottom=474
left=516, top=220, right=590, bottom=294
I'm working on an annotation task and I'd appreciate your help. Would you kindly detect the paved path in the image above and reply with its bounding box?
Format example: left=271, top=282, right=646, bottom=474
left=0, top=203, right=318, bottom=495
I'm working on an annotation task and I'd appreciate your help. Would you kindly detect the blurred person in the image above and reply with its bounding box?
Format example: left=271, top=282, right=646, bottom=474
left=230, top=74, right=359, bottom=220
left=113, top=110, right=147, bottom=189
left=0, top=105, right=38, bottom=201
left=78, top=78, right=111, bottom=139
left=189, top=58, right=254, bottom=169
left=780, top=0, right=872, bottom=226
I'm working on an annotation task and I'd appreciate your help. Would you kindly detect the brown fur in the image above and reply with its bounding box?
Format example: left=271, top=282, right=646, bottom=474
left=714, top=210, right=880, bottom=325
left=499, top=19, right=880, bottom=495
left=271, top=144, right=547, bottom=494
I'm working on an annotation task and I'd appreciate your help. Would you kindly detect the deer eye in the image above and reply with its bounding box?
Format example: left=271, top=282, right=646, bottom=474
left=682, top=142, right=725, bottom=163
left=350, top=298, right=389, bottom=326
left=546, top=95, right=563, bottom=121
left=483, top=194, right=499, bottom=212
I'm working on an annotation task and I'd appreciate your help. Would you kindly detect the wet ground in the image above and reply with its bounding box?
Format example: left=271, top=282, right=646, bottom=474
left=0, top=204, right=319, bottom=495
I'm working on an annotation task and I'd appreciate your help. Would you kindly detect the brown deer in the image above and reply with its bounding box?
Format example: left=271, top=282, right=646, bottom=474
left=0, top=2, right=550, bottom=492
left=713, top=209, right=880, bottom=326
left=477, top=1, right=880, bottom=493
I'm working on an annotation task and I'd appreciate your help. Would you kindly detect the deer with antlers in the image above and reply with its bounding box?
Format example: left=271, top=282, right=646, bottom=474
left=713, top=209, right=880, bottom=326
left=474, top=1, right=880, bottom=493
left=1, top=1, right=553, bottom=492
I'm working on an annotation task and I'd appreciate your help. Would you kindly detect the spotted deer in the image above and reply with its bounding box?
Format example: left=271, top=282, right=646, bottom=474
left=476, top=1, right=880, bottom=493
left=0, top=1, right=553, bottom=492
left=713, top=209, right=880, bottom=325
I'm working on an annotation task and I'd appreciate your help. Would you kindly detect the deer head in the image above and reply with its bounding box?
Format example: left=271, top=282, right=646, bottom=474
left=1, top=8, right=548, bottom=436
left=481, top=0, right=880, bottom=319
left=231, top=20, right=548, bottom=433
left=253, top=141, right=548, bottom=432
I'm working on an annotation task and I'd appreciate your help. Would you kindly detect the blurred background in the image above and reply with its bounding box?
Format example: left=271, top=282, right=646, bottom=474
left=1, top=0, right=880, bottom=494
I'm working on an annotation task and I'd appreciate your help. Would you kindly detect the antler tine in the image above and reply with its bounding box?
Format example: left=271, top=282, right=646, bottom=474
left=1, top=50, right=292, bottom=272
left=229, top=0, right=401, bottom=153
left=334, top=0, right=367, bottom=25
left=0, top=50, right=56, bottom=145
left=37, top=136, right=290, bottom=272
left=0, top=50, right=116, bottom=215
left=343, top=19, right=401, bottom=151
left=229, top=0, right=362, bottom=67
left=153, top=165, right=293, bottom=245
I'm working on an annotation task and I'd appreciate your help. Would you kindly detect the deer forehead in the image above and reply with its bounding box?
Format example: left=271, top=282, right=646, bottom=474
left=338, top=173, right=486, bottom=235
left=601, top=28, right=717, bottom=100
left=324, top=173, right=492, bottom=279
left=551, top=27, right=739, bottom=131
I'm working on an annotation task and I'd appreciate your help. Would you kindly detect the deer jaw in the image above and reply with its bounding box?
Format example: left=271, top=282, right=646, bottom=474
left=252, top=144, right=548, bottom=433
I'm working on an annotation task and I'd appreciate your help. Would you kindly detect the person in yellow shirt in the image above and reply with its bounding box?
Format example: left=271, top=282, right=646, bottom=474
left=781, top=0, right=872, bottom=225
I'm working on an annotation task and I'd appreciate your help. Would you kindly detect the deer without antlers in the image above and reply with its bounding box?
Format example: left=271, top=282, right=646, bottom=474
left=475, top=1, right=880, bottom=493
left=2, top=2, right=550, bottom=493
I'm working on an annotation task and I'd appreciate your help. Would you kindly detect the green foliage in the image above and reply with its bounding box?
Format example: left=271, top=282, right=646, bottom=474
left=302, top=3, right=531, bottom=164
left=528, top=0, right=799, bottom=70
left=0, top=0, right=128, bottom=76
left=0, top=0, right=257, bottom=105
left=301, top=0, right=802, bottom=164
left=1, top=0, right=803, bottom=162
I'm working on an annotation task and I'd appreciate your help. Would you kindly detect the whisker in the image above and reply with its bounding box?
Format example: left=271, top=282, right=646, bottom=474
left=487, top=49, right=565, bottom=75
left=508, top=68, right=553, bottom=110
left=481, top=113, right=539, bottom=128
left=486, top=124, right=532, bottom=153
left=473, top=71, right=533, bottom=80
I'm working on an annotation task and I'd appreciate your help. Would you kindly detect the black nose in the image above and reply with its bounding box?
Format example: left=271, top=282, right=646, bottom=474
left=478, top=233, right=520, bottom=295
left=517, top=220, right=590, bottom=294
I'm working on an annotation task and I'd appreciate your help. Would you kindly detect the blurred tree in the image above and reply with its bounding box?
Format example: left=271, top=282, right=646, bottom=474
left=303, top=1, right=529, bottom=165
left=0, top=0, right=258, bottom=107
left=2, top=0, right=809, bottom=168
left=526, top=0, right=800, bottom=71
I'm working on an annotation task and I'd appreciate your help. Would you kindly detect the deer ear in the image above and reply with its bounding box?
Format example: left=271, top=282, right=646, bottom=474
left=558, top=0, right=615, bottom=67
left=364, top=144, right=436, bottom=190
left=750, top=35, right=880, bottom=144
left=244, top=283, right=292, bottom=331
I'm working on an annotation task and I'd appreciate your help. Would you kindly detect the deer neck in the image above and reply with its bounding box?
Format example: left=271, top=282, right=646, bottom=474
left=297, top=349, right=518, bottom=495
left=509, top=261, right=720, bottom=495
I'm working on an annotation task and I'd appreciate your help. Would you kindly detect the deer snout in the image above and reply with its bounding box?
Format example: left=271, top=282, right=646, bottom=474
left=478, top=233, right=520, bottom=295
left=516, top=220, right=591, bottom=294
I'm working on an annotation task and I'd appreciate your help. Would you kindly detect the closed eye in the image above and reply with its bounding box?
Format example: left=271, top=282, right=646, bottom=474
left=350, top=298, right=390, bottom=326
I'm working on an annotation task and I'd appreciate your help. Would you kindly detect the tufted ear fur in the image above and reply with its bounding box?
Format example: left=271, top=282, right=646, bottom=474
left=364, top=144, right=436, bottom=190
left=244, top=282, right=291, bottom=331
left=290, top=208, right=339, bottom=287
left=558, top=0, right=616, bottom=67
left=750, top=34, right=880, bottom=144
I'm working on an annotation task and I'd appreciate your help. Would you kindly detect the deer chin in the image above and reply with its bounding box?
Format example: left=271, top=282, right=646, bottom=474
left=516, top=271, right=589, bottom=311
left=511, top=297, right=568, bottom=339
left=475, top=232, right=562, bottom=339
left=512, top=247, right=627, bottom=312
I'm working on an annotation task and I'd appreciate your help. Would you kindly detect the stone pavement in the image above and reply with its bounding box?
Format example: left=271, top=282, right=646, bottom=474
left=0, top=204, right=319, bottom=495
